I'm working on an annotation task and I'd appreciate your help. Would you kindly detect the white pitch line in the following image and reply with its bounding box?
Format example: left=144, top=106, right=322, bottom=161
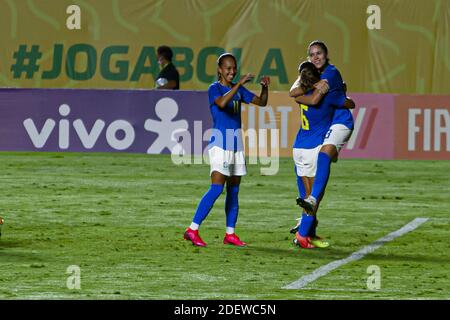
left=283, top=217, right=429, bottom=290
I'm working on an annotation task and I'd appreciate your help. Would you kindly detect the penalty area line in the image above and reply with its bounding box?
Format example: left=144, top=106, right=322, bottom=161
left=282, top=217, right=429, bottom=290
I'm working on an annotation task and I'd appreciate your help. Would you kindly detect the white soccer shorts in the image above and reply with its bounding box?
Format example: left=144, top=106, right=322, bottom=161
left=322, top=124, right=353, bottom=152
left=293, top=145, right=322, bottom=177
left=208, top=146, right=247, bottom=177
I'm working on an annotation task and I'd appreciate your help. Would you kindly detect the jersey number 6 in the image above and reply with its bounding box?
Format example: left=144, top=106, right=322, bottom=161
left=300, top=104, right=309, bottom=130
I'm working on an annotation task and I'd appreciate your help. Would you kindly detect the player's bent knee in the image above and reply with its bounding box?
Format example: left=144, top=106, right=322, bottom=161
left=320, top=144, right=338, bottom=157
left=211, top=171, right=228, bottom=184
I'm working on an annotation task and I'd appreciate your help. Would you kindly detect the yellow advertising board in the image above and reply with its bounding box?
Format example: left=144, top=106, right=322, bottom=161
left=0, top=0, right=449, bottom=94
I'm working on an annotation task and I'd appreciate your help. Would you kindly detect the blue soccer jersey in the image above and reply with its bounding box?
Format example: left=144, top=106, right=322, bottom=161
left=208, top=81, right=255, bottom=151
left=293, top=90, right=346, bottom=149
left=321, top=64, right=354, bottom=130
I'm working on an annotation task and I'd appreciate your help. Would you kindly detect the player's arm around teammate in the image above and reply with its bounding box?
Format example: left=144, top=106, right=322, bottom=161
left=297, top=41, right=355, bottom=219
left=295, top=85, right=355, bottom=109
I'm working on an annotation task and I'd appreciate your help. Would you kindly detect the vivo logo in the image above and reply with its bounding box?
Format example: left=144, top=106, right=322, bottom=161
left=22, top=98, right=191, bottom=153
left=23, top=104, right=135, bottom=150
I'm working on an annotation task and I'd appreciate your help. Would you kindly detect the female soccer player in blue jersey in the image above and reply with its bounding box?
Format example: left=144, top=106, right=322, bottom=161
left=290, top=41, right=355, bottom=248
left=290, top=60, right=353, bottom=248
left=184, top=53, right=270, bottom=247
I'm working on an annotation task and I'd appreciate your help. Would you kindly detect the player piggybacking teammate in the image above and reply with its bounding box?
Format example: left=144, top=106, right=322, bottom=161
left=290, top=40, right=355, bottom=249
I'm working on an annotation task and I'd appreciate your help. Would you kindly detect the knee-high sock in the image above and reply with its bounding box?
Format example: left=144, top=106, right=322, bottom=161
left=311, top=152, right=332, bottom=200
left=310, top=152, right=332, bottom=237
left=299, top=214, right=315, bottom=237
left=296, top=171, right=306, bottom=199
left=296, top=167, right=317, bottom=237
left=192, top=184, right=224, bottom=225
left=225, top=185, right=240, bottom=228
left=309, top=218, right=318, bottom=238
left=295, top=169, right=313, bottom=236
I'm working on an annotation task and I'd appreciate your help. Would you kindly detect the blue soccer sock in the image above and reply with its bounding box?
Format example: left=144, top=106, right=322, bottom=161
left=192, top=184, right=224, bottom=225
left=296, top=170, right=306, bottom=199
left=296, top=169, right=311, bottom=233
left=299, top=212, right=307, bottom=228
left=311, top=152, right=332, bottom=200
left=309, top=217, right=318, bottom=238
left=225, top=185, right=240, bottom=229
left=299, top=214, right=315, bottom=237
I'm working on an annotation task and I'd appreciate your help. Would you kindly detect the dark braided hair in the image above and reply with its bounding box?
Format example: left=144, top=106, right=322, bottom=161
left=298, top=61, right=321, bottom=92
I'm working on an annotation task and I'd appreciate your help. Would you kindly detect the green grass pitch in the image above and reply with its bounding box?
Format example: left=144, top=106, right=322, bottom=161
left=0, top=152, right=448, bottom=299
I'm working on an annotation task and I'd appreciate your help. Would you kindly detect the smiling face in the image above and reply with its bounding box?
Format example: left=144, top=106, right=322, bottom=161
left=218, top=56, right=237, bottom=84
left=308, top=45, right=327, bottom=70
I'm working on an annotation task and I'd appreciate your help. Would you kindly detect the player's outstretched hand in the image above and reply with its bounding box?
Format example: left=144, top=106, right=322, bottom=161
left=260, top=75, right=270, bottom=87
left=239, top=73, right=254, bottom=85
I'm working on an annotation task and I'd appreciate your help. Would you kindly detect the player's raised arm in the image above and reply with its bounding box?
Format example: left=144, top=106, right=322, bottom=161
left=214, top=73, right=254, bottom=109
left=251, top=76, right=270, bottom=106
